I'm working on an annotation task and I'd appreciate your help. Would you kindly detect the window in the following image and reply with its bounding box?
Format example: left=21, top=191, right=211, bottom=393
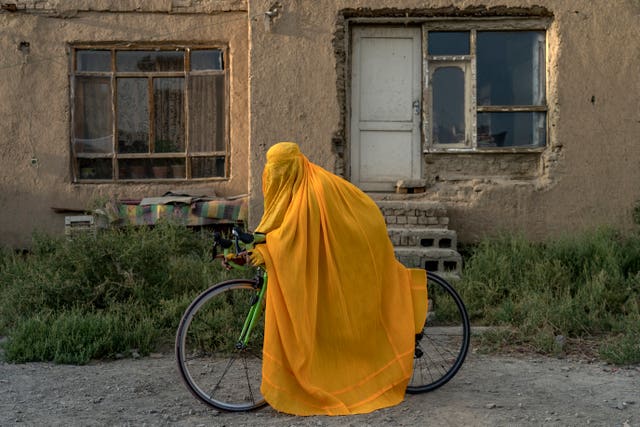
left=425, top=24, right=547, bottom=151
left=71, top=46, right=227, bottom=181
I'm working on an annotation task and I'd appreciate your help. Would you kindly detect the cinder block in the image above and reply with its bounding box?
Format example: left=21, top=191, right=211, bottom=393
left=64, top=215, right=96, bottom=238
left=394, top=247, right=462, bottom=275
left=387, top=227, right=458, bottom=250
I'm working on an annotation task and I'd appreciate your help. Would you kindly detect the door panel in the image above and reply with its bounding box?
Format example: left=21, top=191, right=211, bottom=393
left=351, top=26, right=422, bottom=191
left=359, top=37, right=414, bottom=122
left=360, top=130, right=413, bottom=181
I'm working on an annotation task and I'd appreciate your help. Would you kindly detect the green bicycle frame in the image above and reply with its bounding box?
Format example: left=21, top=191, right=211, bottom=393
left=220, top=233, right=267, bottom=349
left=236, top=269, right=267, bottom=348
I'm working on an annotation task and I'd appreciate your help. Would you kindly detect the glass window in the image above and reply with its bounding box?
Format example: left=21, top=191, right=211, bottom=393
left=477, top=31, right=546, bottom=106
left=116, top=51, right=184, bottom=72
left=73, top=76, right=112, bottom=154
left=192, top=157, right=225, bottom=178
left=428, top=32, right=470, bottom=55
left=432, top=66, right=466, bottom=145
left=191, top=50, right=223, bottom=70
left=189, top=74, right=225, bottom=152
left=71, top=47, right=227, bottom=181
left=76, top=50, right=111, bottom=72
left=117, top=78, right=149, bottom=153
left=478, top=112, right=546, bottom=148
left=427, top=28, right=546, bottom=150
left=78, top=158, right=113, bottom=180
left=153, top=78, right=185, bottom=152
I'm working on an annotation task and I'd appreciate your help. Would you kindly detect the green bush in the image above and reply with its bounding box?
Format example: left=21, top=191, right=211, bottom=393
left=0, top=223, right=244, bottom=363
left=2, top=223, right=640, bottom=365
left=456, top=228, right=640, bottom=364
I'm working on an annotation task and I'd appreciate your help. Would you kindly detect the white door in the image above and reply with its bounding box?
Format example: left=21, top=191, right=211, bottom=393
left=350, top=26, right=422, bottom=191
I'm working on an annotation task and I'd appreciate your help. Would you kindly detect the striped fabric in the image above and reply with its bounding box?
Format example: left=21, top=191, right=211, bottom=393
left=118, top=197, right=247, bottom=226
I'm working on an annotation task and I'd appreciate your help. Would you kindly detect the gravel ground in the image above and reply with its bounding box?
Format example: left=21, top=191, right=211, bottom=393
left=1, top=349, right=638, bottom=427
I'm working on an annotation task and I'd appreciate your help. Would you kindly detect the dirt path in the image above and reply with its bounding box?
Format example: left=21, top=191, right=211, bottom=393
left=1, top=351, right=638, bottom=426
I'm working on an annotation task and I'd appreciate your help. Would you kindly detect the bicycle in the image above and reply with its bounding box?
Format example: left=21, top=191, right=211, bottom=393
left=175, top=226, right=470, bottom=411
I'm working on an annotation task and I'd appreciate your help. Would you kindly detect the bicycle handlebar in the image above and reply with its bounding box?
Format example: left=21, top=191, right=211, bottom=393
left=212, top=226, right=265, bottom=269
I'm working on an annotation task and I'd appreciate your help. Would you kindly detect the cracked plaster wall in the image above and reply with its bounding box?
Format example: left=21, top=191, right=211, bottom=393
left=2, top=0, right=640, bottom=246
left=0, top=1, right=248, bottom=247
left=248, top=0, right=640, bottom=242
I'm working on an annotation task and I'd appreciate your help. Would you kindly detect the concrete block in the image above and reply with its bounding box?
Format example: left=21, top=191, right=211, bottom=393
left=387, top=227, right=458, bottom=250
left=394, top=247, right=462, bottom=275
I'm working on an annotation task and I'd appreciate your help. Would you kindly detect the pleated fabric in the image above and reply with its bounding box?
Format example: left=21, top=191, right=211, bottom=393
left=254, top=142, right=427, bottom=416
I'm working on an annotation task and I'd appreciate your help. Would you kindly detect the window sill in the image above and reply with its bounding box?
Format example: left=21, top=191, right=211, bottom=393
left=424, top=146, right=545, bottom=154
left=72, top=177, right=228, bottom=184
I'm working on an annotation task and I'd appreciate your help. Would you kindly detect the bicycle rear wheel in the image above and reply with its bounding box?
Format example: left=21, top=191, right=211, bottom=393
left=407, top=271, right=470, bottom=393
left=175, top=279, right=266, bottom=411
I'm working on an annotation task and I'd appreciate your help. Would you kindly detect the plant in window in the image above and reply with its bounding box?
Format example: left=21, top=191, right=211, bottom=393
left=152, top=159, right=170, bottom=178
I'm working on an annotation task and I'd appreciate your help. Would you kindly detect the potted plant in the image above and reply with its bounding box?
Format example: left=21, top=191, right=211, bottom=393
left=152, top=159, right=170, bottom=178
left=129, top=164, right=146, bottom=179
left=171, top=162, right=186, bottom=178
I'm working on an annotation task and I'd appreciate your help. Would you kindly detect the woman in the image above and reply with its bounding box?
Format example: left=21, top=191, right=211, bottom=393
left=251, top=142, right=427, bottom=415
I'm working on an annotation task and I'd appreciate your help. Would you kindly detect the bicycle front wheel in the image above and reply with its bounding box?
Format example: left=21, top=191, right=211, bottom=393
left=407, top=271, right=470, bottom=393
left=175, top=279, right=266, bottom=411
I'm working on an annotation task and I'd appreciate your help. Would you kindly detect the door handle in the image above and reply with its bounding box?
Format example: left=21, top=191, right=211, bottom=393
left=413, top=100, right=420, bottom=115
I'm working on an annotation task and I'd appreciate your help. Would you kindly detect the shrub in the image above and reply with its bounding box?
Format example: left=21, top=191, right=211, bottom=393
left=456, top=228, right=640, bottom=364
left=4, top=307, right=157, bottom=364
left=0, top=224, right=242, bottom=363
left=2, top=224, right=640, bottom=365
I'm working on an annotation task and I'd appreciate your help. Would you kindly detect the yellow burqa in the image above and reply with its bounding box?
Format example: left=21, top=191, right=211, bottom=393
left=253, top=142, right=427, bottom=416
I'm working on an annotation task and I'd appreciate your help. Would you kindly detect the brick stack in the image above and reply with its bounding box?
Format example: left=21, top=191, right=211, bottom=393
left=377, top=200, right=462, bottom=277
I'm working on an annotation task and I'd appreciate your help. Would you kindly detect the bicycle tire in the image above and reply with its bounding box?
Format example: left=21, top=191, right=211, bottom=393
left=406, top=271, right=470, bottom=393
left=175, top=279, right=267, bottom=411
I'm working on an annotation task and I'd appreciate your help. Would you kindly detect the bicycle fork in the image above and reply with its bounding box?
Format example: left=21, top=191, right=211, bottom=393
left=236, top=270, right=267, bottom=350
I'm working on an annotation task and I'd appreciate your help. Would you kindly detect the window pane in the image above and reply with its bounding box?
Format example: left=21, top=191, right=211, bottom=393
left=150, top=159, right=172, bottom=179
left=154, top=78, right=185, bottom=152
left=189, top=74, right=225, bottom=152
left=116, top=51, right=184, bottom=72
left=432, top=67, right=465, bottom=144
left=117, top=78, right=149, bottom=153
left=191, top=156, right=225, bottom=178
left=118, top=159, right=152, bottom=179
left=78, top=158, right=113, bottom=180
left=428, top=32, right=470, bottom=55
left=168, top=158, right=186, bottom=179
left=477, top=31, right=546, bottom=106
left=191, top=50, right=223, bottom=70
left=77, top=50, right=111, bottom=72
left=74, top=77, right=113, bottom=153
left=477, top=112, right=546, bottom=148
